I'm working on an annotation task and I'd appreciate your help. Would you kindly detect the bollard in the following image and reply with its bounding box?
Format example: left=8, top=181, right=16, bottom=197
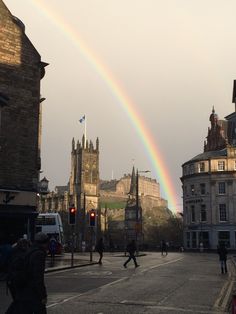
left=232, top=294, right=236, bottom=313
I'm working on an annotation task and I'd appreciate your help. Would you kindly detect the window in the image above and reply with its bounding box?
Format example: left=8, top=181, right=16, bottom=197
left=218, top=231, right=230, bottom=247
left=198, top=162, right=205, bottom=173
left=218, top=182, right=226, bottom=194
left=219, top=204, right=227, bottom=222
left=218, top=161, right=225, bottom=171
left=200, top=183, right=206, bottom=195
left=191, top=185, right=195, bottom=195
left=186, top=232, right=190, bottom=248
left=192, top=232, right=197, bottom=248
left=184, top=185, right=187, bottom=195
left=200, top=205, right=207, bottom=222
left=189, top=164, right=194, bottom=174
left=191, top=205, right=195, bottom=222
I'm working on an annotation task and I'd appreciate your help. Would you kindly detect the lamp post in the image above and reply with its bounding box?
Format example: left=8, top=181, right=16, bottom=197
left=136, top=169, right=150, bottom=255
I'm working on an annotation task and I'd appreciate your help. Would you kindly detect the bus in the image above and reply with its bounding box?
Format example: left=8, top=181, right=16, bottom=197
left=35, top=213, right=64, bottom=254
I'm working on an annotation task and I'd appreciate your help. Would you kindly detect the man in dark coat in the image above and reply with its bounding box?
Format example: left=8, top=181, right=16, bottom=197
left=14, top=232, right=49, bottom=314
left=96, top=238, right=104, bottom=265
left=217, top=242, right=228, bottom=274
left=161, top=240, right=168, bottom=256
left=123, top=240, right=139, bottom=268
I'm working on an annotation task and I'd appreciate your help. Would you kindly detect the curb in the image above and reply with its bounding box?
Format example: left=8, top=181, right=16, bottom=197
left=45, top=262, right=98, bottom=273
left=222, top=256, right=236, bottom=312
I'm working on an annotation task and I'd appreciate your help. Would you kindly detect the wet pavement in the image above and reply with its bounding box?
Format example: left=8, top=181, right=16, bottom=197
left=45, top=252, right=97, bottom=271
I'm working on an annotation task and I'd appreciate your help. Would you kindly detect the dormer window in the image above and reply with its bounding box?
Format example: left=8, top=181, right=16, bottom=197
left=218, top=161, right=225, bottom=171
left=198, top=162, right=205, bottom=172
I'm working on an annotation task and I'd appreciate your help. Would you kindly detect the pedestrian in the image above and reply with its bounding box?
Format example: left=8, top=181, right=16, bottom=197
left=49, top=236, right=57, bottom=266
left=217, top=242, right=228, bottom=274
left=123, top=240, right=139, bottom=268
left=96, top=238, right=104, bottom=265
left=161, top=240, right=168, bottom=256
left=9, top=232, right=49, bottom=314
left=6, top=238, right=30, bottom=313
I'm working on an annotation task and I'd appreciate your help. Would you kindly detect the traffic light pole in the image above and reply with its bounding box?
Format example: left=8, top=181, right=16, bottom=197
left=90, top=227, right=93, bottom=262
left=71, top=224, right=75, bottom=267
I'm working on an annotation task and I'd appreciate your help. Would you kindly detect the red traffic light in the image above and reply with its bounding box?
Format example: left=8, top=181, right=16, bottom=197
left=68, top=206, right=76, bottom=225
left=89, top=210, right=96, bottom=227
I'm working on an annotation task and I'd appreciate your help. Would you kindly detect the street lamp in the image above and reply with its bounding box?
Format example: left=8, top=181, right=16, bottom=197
left=136, top=169, right=150, bottom=254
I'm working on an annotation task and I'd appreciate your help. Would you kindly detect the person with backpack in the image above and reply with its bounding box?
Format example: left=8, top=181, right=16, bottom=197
left=6, top=232, right=49, bottom=314
left=123, top=240, right=139, bottom=268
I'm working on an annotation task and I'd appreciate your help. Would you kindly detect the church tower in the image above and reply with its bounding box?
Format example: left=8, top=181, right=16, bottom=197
left=69, top=135, right=100, bottom=246
left=124, top=166, right=142, bottom=247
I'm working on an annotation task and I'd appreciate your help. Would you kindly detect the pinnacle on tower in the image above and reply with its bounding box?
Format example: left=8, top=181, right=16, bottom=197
left=82, top=134, right=85, bottom=148
left=129, top=166, right=136, bottom=196
left=96, top=137, right=99, bottom=151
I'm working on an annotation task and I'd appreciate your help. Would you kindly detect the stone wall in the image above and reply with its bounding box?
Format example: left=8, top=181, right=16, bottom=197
left=0, top=1, right=43, bottom=191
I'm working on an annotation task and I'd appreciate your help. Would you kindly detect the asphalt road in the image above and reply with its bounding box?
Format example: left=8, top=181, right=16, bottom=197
left=45, top=252, right=232, bottom=314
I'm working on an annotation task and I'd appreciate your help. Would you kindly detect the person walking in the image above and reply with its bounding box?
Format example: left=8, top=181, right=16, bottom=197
left=161, top=240, right=168, bottom=256
left=123, top=240, right=139, bottom=268
left=96, top=238, right=104, bottom=265
left=11, top=232, right=49, bottom=314
left=217, top=242, right=228, bottom=274
left=49, top=236, right=57, bottom=266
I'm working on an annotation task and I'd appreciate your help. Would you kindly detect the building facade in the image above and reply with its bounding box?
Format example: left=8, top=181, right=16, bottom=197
left=0, top=1, right=47, bottom=244
left=181, top=102, right=236, bottom=250
left=39, top=136, right=100, bottom=249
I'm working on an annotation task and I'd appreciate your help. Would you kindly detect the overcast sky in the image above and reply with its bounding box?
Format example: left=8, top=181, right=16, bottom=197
left=4, top=0, right=236, bottom=212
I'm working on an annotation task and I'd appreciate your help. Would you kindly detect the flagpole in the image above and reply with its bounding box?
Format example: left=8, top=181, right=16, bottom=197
left=84, top=115, right=87, bottom=144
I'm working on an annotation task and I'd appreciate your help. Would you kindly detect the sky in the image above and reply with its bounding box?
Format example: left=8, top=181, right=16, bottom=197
left=4, top=0, right=236, bottom=212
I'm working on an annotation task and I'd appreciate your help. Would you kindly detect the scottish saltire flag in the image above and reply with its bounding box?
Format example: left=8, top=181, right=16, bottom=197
left=79, top=115, right=85, bottom=123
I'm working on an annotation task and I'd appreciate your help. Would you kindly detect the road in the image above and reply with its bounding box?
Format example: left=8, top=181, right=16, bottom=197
left=45, top=252, right=233, bottom=314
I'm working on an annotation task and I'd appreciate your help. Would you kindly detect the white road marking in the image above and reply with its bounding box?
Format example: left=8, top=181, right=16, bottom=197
left=46, top=277, right=128, bottom=308
left=140, top=257, right=184, bottom=273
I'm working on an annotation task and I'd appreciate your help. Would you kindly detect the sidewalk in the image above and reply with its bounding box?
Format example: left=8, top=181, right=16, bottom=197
left=0, top=252, right=98, bottom=313
left=45, top=252, right=98, bottom=272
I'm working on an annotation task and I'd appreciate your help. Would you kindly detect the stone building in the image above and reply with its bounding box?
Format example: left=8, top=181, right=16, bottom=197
left=181, top=96, right=236, bottom=250
left=0, top=0, right=47, bottom=244
left=99, top=168, right=169, bottom=248
left=39, top=135, right=100, bottom=249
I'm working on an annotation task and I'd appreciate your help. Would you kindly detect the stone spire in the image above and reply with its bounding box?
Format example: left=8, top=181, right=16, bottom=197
left=96, top=137, right=99, bottom=151
left=129, top=166, right=136, bottom=196
left=204, top=107, right=227, bottom=152
left=82, top=134, right=85, bottom=149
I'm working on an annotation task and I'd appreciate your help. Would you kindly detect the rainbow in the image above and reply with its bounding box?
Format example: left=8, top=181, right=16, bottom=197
left=28, top=0, right=179, bottom=212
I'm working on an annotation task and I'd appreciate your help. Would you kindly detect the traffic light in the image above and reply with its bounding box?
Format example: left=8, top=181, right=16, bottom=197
left=68, top=206, right=76, bottom=225
left=89, top=209, right=96, bottom=227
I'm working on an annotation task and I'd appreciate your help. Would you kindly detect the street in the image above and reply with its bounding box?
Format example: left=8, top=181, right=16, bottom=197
left=0, top=252, right=233, bottom=314
left=45, top=252, right=232, bottom=314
